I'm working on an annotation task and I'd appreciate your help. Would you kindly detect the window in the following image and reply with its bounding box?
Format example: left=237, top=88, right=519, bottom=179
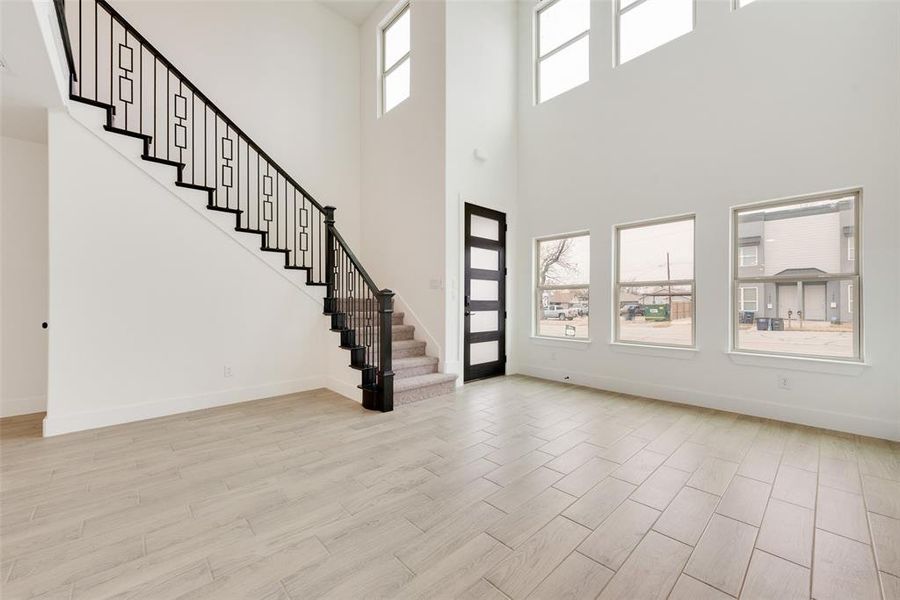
left=740, top=245, right=759, bottom=267
left=535, top=233, right=590, bottom=339
left=740, top=286, right=759, bottom=312
left=535, top=0, right=590, bottom=103
left=616, top=0, right=694, bottom=65
left=733, top=190, right=861, bottom=361
left=381, top=3, right=410, bottom=115
left=848, top=236, right=855, bottom=261
left=615, top=216, right=695, bottom=347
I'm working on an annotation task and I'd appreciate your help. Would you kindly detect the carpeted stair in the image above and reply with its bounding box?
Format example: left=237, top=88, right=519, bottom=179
left=391, top=312, right=457, bottom=405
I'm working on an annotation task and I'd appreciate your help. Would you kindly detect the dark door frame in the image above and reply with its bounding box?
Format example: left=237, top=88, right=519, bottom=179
left=463, top=202, right=506, bottom=382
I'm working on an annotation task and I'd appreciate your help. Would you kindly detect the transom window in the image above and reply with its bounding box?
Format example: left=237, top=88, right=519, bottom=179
left=616, top=0, right=694, bottom=65
left=615, top=216, right=695, bottom=348
left=733, top=190, right=861, bottom=361
left=535, top=0, right=590, bottom=104
left=381, top=2, right=410, bottom=115
left=535, top=232, right=590, bottom=339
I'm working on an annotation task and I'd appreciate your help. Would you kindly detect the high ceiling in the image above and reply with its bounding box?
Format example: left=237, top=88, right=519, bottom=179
left=318, top=0, right=382, bottom=25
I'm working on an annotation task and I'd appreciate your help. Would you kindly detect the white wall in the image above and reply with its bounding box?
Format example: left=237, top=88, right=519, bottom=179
left=514, top=0, right=900, bottom=440
left=44, top=111, right=337, bottom=435
left=359, top=0, right=447, bottom=360
left=1, top=136, right=49, bottom=417
left=445, top=0, right=518, bottom=376
left=112, top=0, right=363, bottom=246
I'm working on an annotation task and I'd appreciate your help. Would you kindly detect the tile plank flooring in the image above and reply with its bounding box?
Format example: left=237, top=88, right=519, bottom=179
left=1, top=375, right=899, bottom=599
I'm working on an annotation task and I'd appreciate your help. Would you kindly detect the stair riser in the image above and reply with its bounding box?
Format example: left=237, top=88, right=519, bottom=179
left=396, top=381, right=456, bottom=406
left=391, top=314, right=404, bottom=326
left=394, top=363, right=439, bottom=379
left=392, top=326, right=414, bottom=341
left=392, top=344, right=426, bottom=359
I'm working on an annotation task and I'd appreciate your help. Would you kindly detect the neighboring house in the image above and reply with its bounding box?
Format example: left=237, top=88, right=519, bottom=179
left=737, top=199, right=854, bottom=323
left=542, top=288, right=588, bottom=309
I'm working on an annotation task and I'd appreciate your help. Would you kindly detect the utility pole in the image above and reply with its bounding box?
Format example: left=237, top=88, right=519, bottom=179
left=666, top=252, right=672, bottom=317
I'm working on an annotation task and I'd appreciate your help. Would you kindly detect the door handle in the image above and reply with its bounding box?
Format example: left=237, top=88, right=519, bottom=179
left=464, top=311, right=471, bottom=317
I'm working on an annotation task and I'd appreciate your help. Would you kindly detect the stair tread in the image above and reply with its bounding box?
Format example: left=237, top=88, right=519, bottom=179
left=393, top=356, right=439, bottom=368
left=392, top=339, right=425, bottom=348
left=394, top=373, right=457, bottom=393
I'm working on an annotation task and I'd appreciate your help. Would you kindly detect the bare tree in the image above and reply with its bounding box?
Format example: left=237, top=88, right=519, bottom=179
left=539, top=238, right=577, bottom=285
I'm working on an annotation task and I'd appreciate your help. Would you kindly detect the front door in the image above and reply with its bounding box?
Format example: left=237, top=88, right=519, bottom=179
left=777, top=283, right=799, bottom=319
left=464, top=203, right=506, bottom=382
left=803, top=283, right=827, bottom=321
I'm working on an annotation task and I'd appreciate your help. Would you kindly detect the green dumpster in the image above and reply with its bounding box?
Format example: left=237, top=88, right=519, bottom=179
left=643, top=304, right=670, bottom=322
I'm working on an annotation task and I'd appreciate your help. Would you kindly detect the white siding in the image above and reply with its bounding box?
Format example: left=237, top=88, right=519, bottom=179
left=763, top=211, right=841, bottom=276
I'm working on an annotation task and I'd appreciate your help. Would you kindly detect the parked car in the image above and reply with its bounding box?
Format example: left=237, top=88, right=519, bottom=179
left=575, top=304, right=590, bottom=317
left=618, top=303, right=645, bottom=317
left=543, top=304, right=577, bottom=320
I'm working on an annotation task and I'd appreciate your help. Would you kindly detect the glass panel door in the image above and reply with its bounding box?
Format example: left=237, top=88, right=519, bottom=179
left=464, top=203, right=506, bottom=382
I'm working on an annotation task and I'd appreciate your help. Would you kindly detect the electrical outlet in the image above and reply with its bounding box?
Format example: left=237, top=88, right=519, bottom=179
left=777, top=375, right=790, bottom=390
left=224, top=366, right=233, bottom=378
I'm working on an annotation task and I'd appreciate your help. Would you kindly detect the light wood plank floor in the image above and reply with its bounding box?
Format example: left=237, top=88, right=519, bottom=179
left=1, top=375, right=898, bottom=599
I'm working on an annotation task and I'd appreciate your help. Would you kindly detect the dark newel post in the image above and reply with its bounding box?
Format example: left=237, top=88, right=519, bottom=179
left=323, top=206, right=336, bottom=313
left=377, top=289, right=394, bottom=412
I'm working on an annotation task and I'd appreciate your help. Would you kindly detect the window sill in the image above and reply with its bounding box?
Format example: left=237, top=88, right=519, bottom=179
left=609, top=342, right=698, bottom=360
left=727, top=351, right=869, bottom=375
left=530, top=336, right=592, bottom=348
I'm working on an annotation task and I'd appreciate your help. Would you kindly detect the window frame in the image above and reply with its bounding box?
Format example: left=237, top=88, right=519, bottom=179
left=731, top=188, right=863, bottom=362
left=739, top=245, right=759, bottom=267
left=534, top=0, right=591, bottom=105
left=613, top=214, right=697, bottom=349
left=534, top=231, right=591, bottom=341
left=732, top=0, right=758, bottom=9
left=614, top=0, right=696, bottom=67
left=379, top=1, right=411, bottom=116
left=740, top=286, right=759, bottom=313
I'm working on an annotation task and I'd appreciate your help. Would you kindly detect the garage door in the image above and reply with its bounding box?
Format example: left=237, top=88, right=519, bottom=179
left=803, top=283, right=827, bottom=321
left=777, top=284, right=799, bottom=319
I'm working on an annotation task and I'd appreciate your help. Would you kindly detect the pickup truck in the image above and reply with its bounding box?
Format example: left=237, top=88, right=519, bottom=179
left=543, top=305, right=577, bottom=320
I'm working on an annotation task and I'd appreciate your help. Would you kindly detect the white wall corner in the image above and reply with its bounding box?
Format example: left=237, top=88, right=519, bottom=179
left=0, top=395, right=47, bottom=419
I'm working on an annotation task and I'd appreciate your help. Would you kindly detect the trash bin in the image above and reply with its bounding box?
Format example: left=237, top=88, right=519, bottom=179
left=771, top=318, right=785, bottom=331
left=756, top=318, right=770, bottom=331
left=644, top=304, right=670, bottom=322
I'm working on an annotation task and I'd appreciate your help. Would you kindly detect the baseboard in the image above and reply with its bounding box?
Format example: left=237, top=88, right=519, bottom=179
left=42, top=377, right=324, bottom=436
left=326, top=376, right=362, bottom=404
left=1, top=395, right=47, bottom=418
left=519, top=365, right=899, bottom=442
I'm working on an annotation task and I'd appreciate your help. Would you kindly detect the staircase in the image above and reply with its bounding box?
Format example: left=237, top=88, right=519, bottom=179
left=391, top=312, right=457, bottom=404
left=51, top=0, right=457, bottom=412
